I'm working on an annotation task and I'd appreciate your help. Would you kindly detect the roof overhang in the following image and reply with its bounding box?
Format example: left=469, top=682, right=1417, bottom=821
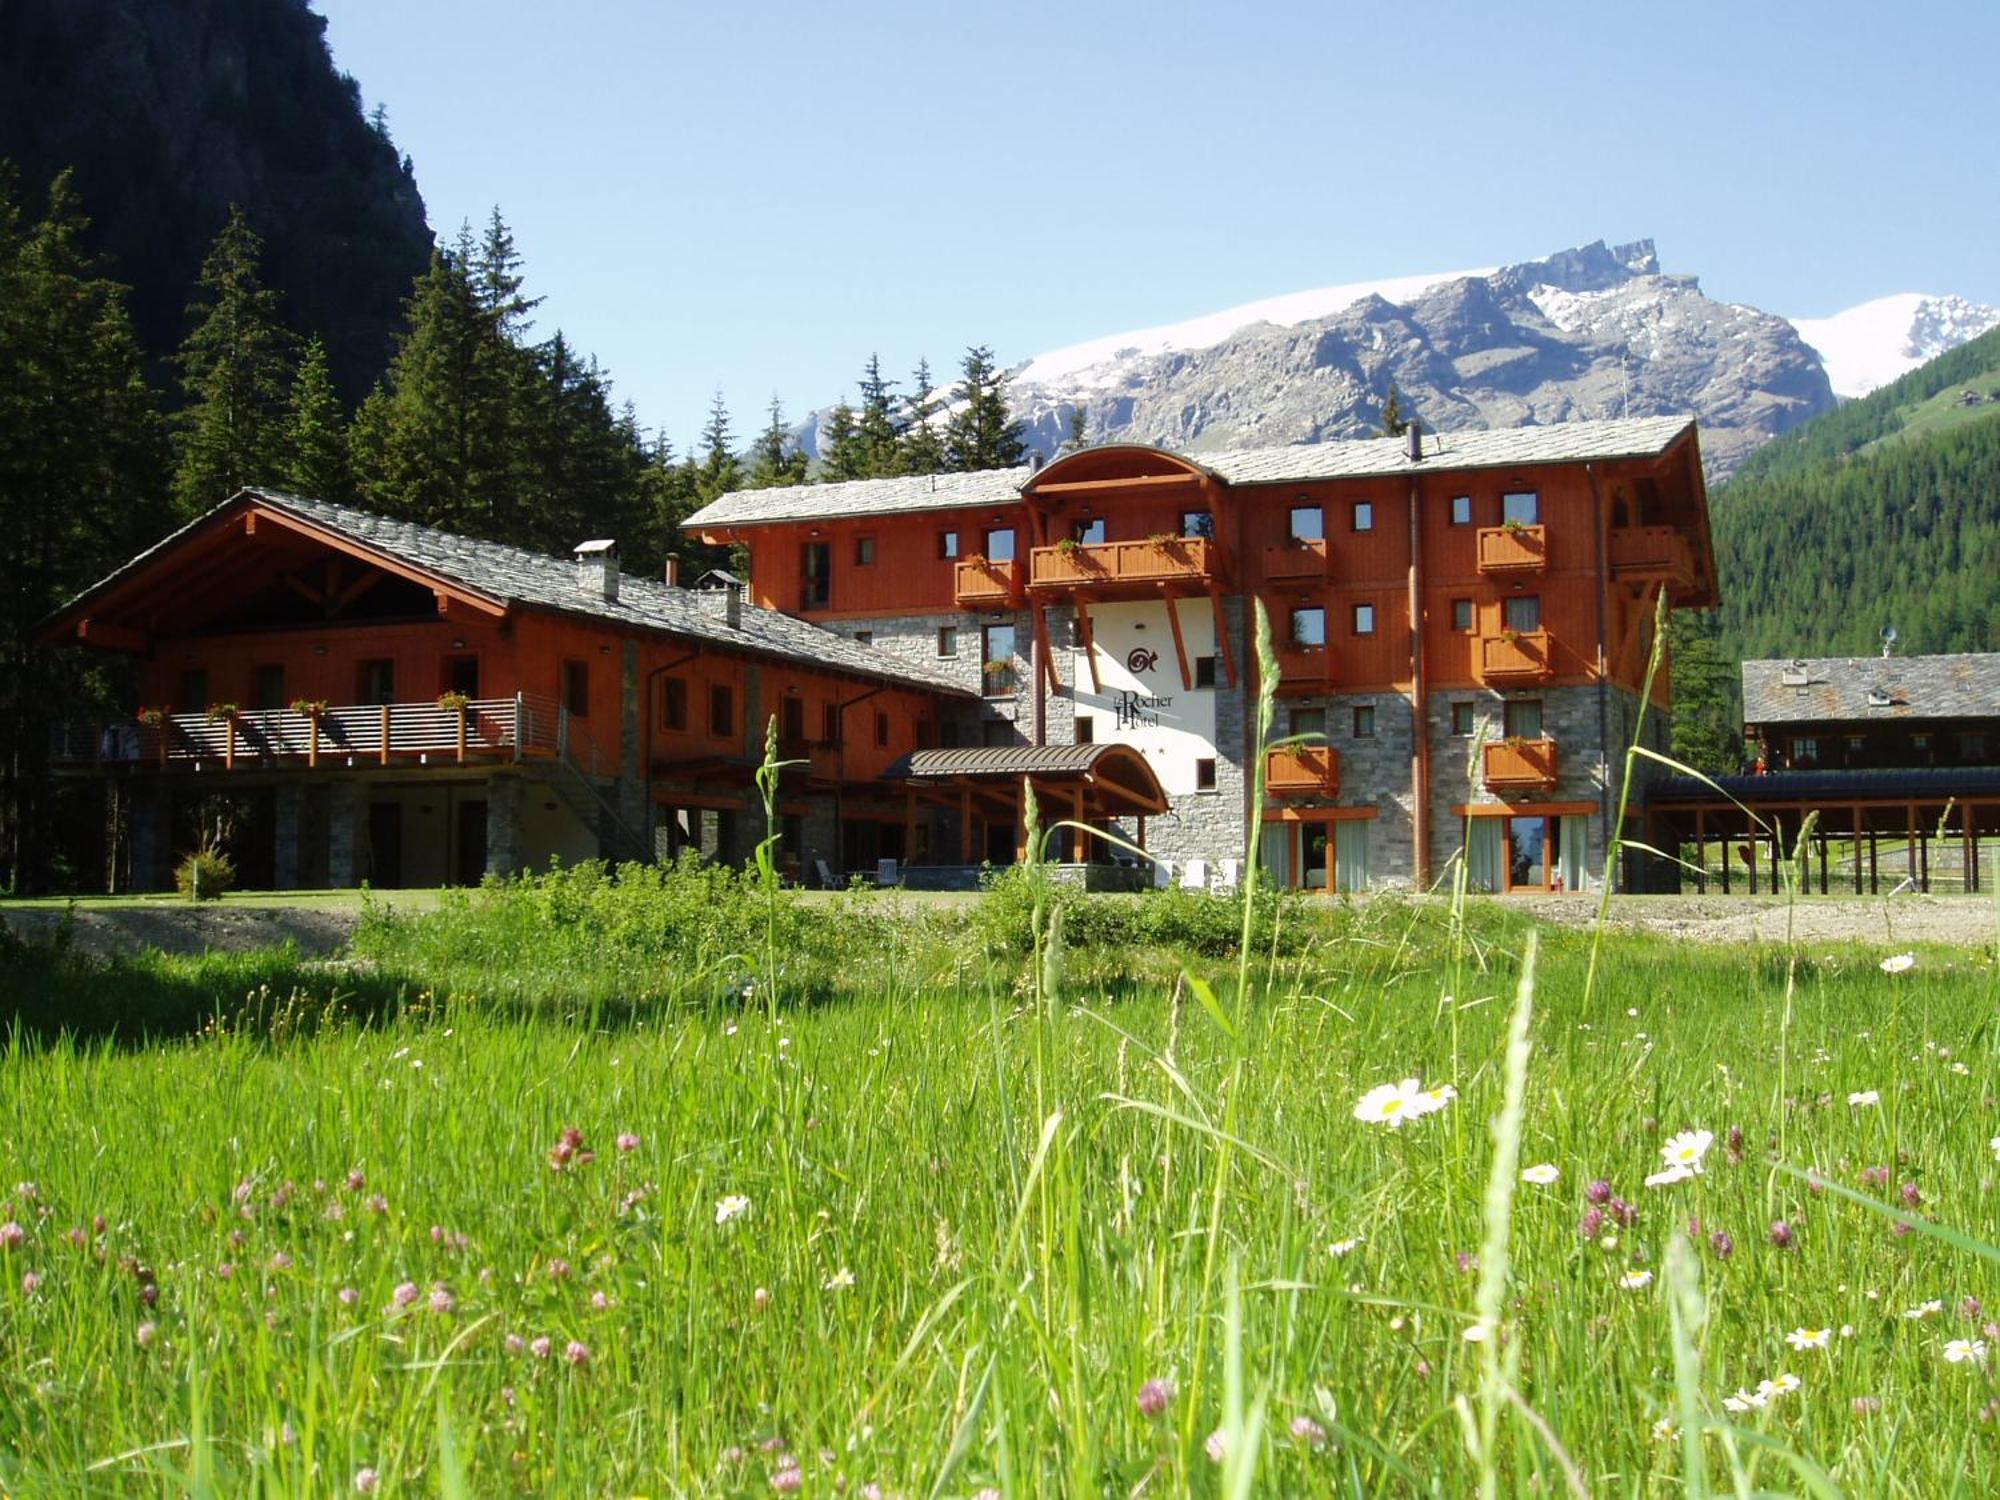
left=886, top=742, right=1170, bottom=816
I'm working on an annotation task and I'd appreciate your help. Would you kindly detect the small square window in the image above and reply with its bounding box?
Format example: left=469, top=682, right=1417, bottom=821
left=1291, top=707, right=1326, bottom=737
left=1195, top=758, right=1217, bottom=791
left=1352, top=704, right=1376, bottom=738
left=855, top=536, right=875, bottom=566
left=937, top=625, right=958, bottom=657
left=1504, top=700, right=1543, bottom=740
left=1450, top=495, right=1472, bottom=526
left=1288, top=505, right=1324, bottom=543
left=1352, top=501, right=1373, bottom=532
left=1074, top=517, right=1106, bottom=545
left=1503, top=595, right=1541, bottom=633
left=939, top=530, right=959, bottom=560
left=1181, top=510, right=1215, bottom=539
left=1451, top=598, right=1474, bottom=632
left=1353, top=603, right=1376, bottom=636
left=1451, top=702, right=1476, bottom=737
left=1291, top=607, right=1326, bottom=647
left=1074, top=715, right=1095, bottom=744
left=1194, top=655, right=1217, bottom=688
left=1502, top=491, right=1540, bottom=527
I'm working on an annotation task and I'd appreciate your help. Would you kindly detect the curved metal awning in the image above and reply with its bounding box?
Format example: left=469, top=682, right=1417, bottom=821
left=884, top=742, right=1170, bottom=816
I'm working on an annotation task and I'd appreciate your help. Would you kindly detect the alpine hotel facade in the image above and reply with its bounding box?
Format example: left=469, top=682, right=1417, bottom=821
left=45, top=415, right=1714, bottom=896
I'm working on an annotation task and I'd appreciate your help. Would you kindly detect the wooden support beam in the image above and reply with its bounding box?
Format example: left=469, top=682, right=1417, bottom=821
left=1207, top=584, right=1238, bottom=688
left=1074, top=596, right=1102, bottom=695
left=1032, top=604, right=1061, bottom=695
left=329, top=567, right=387, bottom=616
left=1027, top=472, right=1203, bottom=497
left=1694, top=805, right=1707, bottom=894
left=1162, top=589, right=1193, bottom=691
left=74, top=617, right=148, bottom=652
left=959, top=787, right=973, bottom=865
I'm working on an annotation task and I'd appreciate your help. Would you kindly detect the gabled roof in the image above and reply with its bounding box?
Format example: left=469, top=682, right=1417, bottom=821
left=684, top=416, right=1697, bottom=530
left=49, top=490, right=975, bottom=699
left=1741, top=654, right=2000, bottom=725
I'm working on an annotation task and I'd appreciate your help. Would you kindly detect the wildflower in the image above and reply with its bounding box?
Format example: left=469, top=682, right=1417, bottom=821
left=716, top=1194, right=752, bottom=1226
left=1848, top=1090, right=1880, bottom=1107
left=564, top=1339, right=590, bottom=1366
left=355, top=1469, right=379, bottom=1494
left=1963, top=1297, right=1984, bottom=1319
left=20, top=1271, right=41, bottom=1296
left=1329, top=1236, right=1361, bottom=1257
left=1289, top=1414, right=1329, bottom=1450
left=1991, top=1135, right=2000, bottom=1163
left=1578, top=1207, right=1606, bottom=1238
left=1352, top=1078, right=1428, bottom=1128
left=1902, top=1181, right=1923, bottom=1208
left=1462, top=1321, right=1492, bottom=1343
left=135, top=1320, right=156, bottom=1348
left=1609, top=1198, right=1637, bottom=1227
left=1852, top=1395, right=1883, bottom=1415
left=769, top=1459, right=802, bottom=1493
left=389, top=1280, right=419, bottom=1310
left=754, top=1286, right=771, bottom=1312
left=1945, top=1338, right=1989, bottom=1365
left=591, top=1290, right=613, bottom=1310
left=505, top=1333, right=525, bottom=1354
left=1520, top=1163, right=1560, bottom=1186
left=1904, top=1300, right=1944, bottom=1320
left=365, top=1194, right=388, bottom=1216
left=1619, top=1270, right=1654, bottom=1290
left=1841, top=1324, right=1855, bottom=1338
left=1652, top=1416, right=1678, bottom=1441
left=1722, top=1388, right=1766, bottom=1413
left=0, top=1221, right=24, bottom=1249
left=1204, top=1427, right=1228, bottom=1463
left=1769, top=1221, right=1795, bottom=1250
left=547, top=1257, right=571, bottom=1280
left=1786, top=1327, right=1831, bottom=1351
left=1660, top=1130, right=1714, bottom=1174
left=216, top=1262, right=235, bottom=1280
left=549, top=1127, right=595, bottom=1171
left=1645, top=1165, right=1695, bottom=1188
left=1880, top=952, right=1916, bottom=974
left=1456, top=1251, right=1479, bottom=1274
left=1419, top=1083, right=1458, bottom=1115
left=1765, top=1372, right=1803, bottom=1396
left=270, top=1251, right=292, bottom=1271
left=346, top=1169, right=366, bottom=1192
left=429, top=1286, right=455, bottom=1314
left=616, top=1132, right=641, bottom=1154
left=530, top=1336, right=552, bottom=1359
left=1709, top=1230, right=1735, bottom=1259
left=825, top=1267, right=855, bottom=1291
left=1136, top=1377, right=1175, bottom=1417
left=1585, top=1179, right=1614, bottom=1205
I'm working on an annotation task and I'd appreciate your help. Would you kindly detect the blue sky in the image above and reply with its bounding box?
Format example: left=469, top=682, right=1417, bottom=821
left=318, top=0, right=1998, bottom=449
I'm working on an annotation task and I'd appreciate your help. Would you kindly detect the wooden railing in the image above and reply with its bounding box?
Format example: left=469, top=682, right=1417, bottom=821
left=1476, top=524, right=1547, bottom=573
left=1609, top=525, right=1697, bottom=590
left=1480, top=630, right=1553, bottom=682
left=1264, top=744, right=1340, bottom=796
left=1483, top=737, right=1560, bottom=790
left=1263, top=538, right=1332, bottom=583
left=1029, top=536, right=1213, bottom=589
left=954, top=556, right=1023, bottom=606
left=1272, top=642, right=1334, bottom=688
left=51, top=694, right=561, bottom=770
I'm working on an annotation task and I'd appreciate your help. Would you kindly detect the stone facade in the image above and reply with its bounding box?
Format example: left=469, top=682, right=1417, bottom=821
left=1270, top=689, right=1420, bottom=887
left=327, top=780, right=363, bottom=887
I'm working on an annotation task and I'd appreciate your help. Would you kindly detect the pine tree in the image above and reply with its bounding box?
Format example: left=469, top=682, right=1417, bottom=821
left=819, top=400, right=866, bottom=482
left=695, top=391, right=741, bottom=507
left=748, top=396, right=809, bottom=489
left=942, top=345, right=1027, bottom=472
left=1378, top=382, right=1409, bottom=438
left=473, top=207, right=541, bottom=339
left=1668, top=614, right=1743, bottom=778
left=1062, top=403, right=1090, bottom=453
left=897, top=357, right=944, bottom=475
left=171, top=206, right=295, bottom=514
left=281, top=336, right=352, bottom=504
left=855, top=354, right=901, bottom=477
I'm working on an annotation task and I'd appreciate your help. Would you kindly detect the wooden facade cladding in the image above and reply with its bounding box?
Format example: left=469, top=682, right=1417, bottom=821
left=1483, top=737, right=1561, bottom=791
left=1475, top=524, right=1548, bottom=573
left=1029, top=536, right=1215, bottom=593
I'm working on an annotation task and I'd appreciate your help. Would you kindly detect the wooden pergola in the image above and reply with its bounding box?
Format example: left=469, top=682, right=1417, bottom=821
left=884, top=743, right=1170, bottom=865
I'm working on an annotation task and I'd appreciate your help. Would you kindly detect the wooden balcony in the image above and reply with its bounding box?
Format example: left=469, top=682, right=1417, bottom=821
left=1480, top=629, right=1554, bottom=683
left=1262, top=538, right=1332, bottom=585
left=1482, top=737, right=1560, bottom=791
left=50, top=695, right=562, bottom=771
left=1272, top=642, right=1334, bottom=691
left=1609, top=525, right=1698, bottom=594
left=779, top=738, right=844, bottom=783
left=1028, top=536, right=1214, bottom=593
left=1264, top=744, right=1341, bottom=797
left=1476, top=524, right=1548, bottom=574
left=954, top=556, right=1023, bottom=607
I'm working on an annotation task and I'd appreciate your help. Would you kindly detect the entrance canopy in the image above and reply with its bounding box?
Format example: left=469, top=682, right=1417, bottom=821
left=885, top=742, right=1170, bottom=864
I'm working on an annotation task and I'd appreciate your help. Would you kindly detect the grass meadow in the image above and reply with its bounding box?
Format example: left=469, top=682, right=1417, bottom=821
left=2, top=866, right=1999, bottom=1496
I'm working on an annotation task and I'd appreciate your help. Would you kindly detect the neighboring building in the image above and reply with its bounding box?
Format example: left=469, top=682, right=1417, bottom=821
left=1646, top=653, right=2000, bottom=893
left=687, top=414, right=1716, bottom=893
left=42, top=490, right=1008, bottom=890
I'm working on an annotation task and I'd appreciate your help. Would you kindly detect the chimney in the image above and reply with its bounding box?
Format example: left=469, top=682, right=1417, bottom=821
left=574, top=538, right=619, bottom=602
left=1028, top=451, right=1045, bottom=473
left=663, top=555, right=680, bottom=589
left=724, top=579, right=742, bottom=629
left=1406, top=422, right=1423, bottom=463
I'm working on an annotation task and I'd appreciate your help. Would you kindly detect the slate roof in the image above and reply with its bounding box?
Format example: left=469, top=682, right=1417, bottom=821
left=1741, top=654, right=2000, bottom=726
left=54, top=490, right=975, bottom=699
left=885, top=744, right=1141, bottom=780
left=684, top=416, right=1696, bottom=530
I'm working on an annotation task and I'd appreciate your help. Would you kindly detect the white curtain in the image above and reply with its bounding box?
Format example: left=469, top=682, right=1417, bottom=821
left=1558, top=815, right=1591, bottom=892
left=1334, top=820, right=1371, bottom=892
left=1467, top=818, right=1505, bottom=893
left=1260, top=824, right=1293, bottom=888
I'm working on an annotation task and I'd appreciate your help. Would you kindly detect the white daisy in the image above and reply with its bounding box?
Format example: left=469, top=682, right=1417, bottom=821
left=1660, top=1129, right=1714, bottom=1173
left=1619, top=1270, right=1654, bottom=1290
left=1328, top=1237, right=1362, bottom=1258
left=1880, top=952, right=1916, bottom=974
left=1786, top=1327, right=1831, bottom=1351
left=1945, top=1338, right=1988, bottom=1365
left=1651, top=1415, right=1677, bottom=1441
left=1462, top=1320, right=1492, bottom=1344
left=824, top=1267, right=855, bottom=1291
left=1352, top=1079, right=1427, bottom=1128
left=1903, top=1300, right=1944, bottom=1320
left=1520, top=1163, right=1560, bottom=1186
left=1645, top=1164, right=1695, bottom=1188
left=714, top=1194, right=751, bottom=1226
left=1847, top=1090, right=1880, bottom=1107
left=1765, top=1371, right=1802, bottom=1396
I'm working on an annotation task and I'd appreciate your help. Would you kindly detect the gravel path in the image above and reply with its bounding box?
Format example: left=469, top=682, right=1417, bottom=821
left=1509, top=893, right=1999, bottom=948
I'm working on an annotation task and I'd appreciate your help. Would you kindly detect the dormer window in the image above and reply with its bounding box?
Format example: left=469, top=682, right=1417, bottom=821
left=1866, top=688, right=1893, bottom=708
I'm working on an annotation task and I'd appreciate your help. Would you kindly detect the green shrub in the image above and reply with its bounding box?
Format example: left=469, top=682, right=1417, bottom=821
left=174, top=847, right=235, bottom=900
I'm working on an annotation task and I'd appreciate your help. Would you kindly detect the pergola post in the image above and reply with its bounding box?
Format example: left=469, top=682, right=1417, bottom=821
left=1693, top=805, right=1707, bottom=894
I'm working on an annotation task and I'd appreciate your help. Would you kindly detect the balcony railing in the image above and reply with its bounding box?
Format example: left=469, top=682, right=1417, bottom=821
left=778, top=738, right=844, bottom=782
left=1480, top=629, right=1553, bottom=683
left=1476, top=524, right=1548, bottom=573
left=1272, top=642, right=1334, bottom=690
left=1264, top=744, right=1341, bottom=796
left=1028, top=536, right=1214, bottom=590
left=1482, top=737, right=1560, bottom=791
left=1609, top=525, right=1698, bottom=593
left=981, top=659, right=1019, bottom=698
left=954, top=556, right=1023, bottom=606
left=1263, top=537, right=1332, bottom=584
left=50, top=694, right=561, bottom=770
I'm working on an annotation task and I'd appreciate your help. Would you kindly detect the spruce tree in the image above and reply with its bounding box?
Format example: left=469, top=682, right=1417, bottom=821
left=1063, top=403, right=1090, bottom=453
left=695, top=391, right=741, bottom=507
left=819, top=400, right=866, bottom=482
left=942, top=345, right=1027, bottom=472
left=855, top=354, right=901, bottom=477
left=748, top=396, right=810, bottom=489
left=1378, top=382, right=1409, bottom=437
left=281, top=336, right=352, bottom=504
left=171, top=206, right=295, bottom=515
left=897, top=357, right=944, bottom=475
left=1668, top=614, right=1743, bottom=778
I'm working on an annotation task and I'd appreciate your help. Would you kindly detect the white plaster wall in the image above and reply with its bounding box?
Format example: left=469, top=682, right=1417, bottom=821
left=1071, top=600, right=1218, bottom=797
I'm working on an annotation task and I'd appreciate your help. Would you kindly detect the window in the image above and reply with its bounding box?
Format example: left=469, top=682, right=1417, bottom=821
left=1074, top=517, right=1106, bottom=545
left=1289, top=606, right=1326, bottom=649
left=253, top=664, right=286, bottom=711
left=1195, top=758, right=1217, bottom=791
left=355, top=659, right=394, bottom=706
left=1195, top=655, right=1218, bottom=688
left=939, top=530, right=960, bottom=560
left=178, top=668, right=210, bottom=712
left=709, top=683, right=733, bottom=738
left=1181, top=510, right=1215, bottom=539
left=821, top=703, right=839, bottom=744
left=874, top=710, right=889, bottom=748
left=1791, top=735, right=1820, bottom=766
left=562, top=660, right=590, bottom=718
left=939, top=718, right=960, bottom=748
left=1962, top=731, right=1989, bottom=761
left=1504, top=700, right=1544, bottom=740
left=1503, top=595, right=1542, bottom=633
left=660, top=677, right=688, bottom=732
left=981, top=717, right=1014, bottom=747
left=1451, top=598, right=1474, bottom=632
left=853, top=630, right=873, bottom=646
left=1352, top=501, right=1373, bottom=532
left=1352, top=705, right=1376, bottom=738
left=981, top=623, right=1017, bottom=697
left=984, top=528, right=1015, bottom=564
left=855, top=536, right=875, bottom=566
left=440, top=655, right=479, bottom=697
left=1450, top=495, right=1472, bottom=526
left=801, top=542, right=832, bottom=609
left=781, top=695, right=805, bottom=745
left=1291, top=707, right=1326, bottom=738
left=1074, top=714, right=1094, bottom=744
left=937, top=625, right=958, bottom=657
left=1501, top=490, right=1540, bottom=527
left=1289, top=505, right=1324, bottom=543
left=1451, top=701, right=1476, bottom=737
left=1352, top=603, right=1376, bottom=635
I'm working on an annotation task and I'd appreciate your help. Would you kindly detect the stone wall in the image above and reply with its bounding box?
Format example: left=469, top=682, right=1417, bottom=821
left=1267, top=689, right=1419, bottom=887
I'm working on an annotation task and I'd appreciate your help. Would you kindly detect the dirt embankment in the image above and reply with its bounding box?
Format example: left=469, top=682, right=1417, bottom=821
left=0, top=904, right=360, bottom=959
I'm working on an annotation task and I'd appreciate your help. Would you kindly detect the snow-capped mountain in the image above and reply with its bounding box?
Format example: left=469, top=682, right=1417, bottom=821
left=1790, top=294, right=2000, bottom=398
